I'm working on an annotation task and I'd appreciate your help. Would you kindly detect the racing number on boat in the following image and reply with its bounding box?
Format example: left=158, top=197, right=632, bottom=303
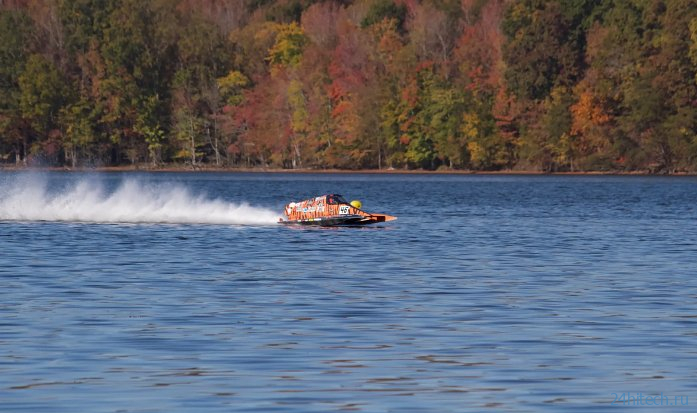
left=339, top=205, right=350, bottom=215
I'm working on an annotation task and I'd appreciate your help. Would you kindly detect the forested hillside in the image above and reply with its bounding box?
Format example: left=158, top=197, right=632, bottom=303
left=1, top=0, right=697, bottom=172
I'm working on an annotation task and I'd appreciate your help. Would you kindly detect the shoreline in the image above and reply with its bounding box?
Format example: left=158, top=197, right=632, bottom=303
left=0, top=164, right=694, bottom=176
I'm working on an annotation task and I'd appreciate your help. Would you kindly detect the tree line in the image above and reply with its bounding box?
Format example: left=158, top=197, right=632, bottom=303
left=1, top=0, right=697, bottom=172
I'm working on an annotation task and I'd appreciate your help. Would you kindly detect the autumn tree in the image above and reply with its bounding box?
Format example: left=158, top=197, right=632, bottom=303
left=0, top=9, right=34, bottom=164
left=502, top=0, right=600, bottom=171
left=172, top=11, right=231, bottom=166
left=456, top=0, right=512, bottom=170
left=19, top=54, right=67, bottom=164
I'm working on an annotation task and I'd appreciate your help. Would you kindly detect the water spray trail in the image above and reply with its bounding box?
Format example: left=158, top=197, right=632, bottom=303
left=0, top=176, right=279, bottom=225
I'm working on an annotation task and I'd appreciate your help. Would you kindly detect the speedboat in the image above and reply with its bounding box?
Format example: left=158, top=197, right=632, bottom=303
left=279, top=194, right=397, bottom=226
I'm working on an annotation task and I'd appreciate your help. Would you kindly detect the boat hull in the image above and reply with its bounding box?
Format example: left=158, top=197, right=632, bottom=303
left=280, top=214, right=392, bottom=226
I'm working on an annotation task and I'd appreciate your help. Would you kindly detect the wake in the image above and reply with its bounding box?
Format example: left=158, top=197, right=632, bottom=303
left=0, top=176, right=279, bottom=225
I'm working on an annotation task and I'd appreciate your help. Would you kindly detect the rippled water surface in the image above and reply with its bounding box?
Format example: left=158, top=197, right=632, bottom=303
left=1, top=171, right=697, bottom=412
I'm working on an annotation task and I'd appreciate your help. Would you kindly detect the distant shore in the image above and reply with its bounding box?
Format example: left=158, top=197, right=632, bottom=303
left=1, top=164, right=694, bottom=176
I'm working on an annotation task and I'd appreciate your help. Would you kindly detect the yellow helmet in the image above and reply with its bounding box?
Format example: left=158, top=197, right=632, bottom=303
left=350, top=200, right=362, bottom=209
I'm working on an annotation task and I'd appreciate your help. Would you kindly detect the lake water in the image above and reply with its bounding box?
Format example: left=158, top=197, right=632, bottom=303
left=1, top=171, right=696, bottom=412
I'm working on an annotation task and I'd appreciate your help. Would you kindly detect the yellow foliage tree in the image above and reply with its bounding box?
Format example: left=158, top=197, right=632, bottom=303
left=266, top=22, right=307, bottom=70
left=217, top=70, right=249, bottom=106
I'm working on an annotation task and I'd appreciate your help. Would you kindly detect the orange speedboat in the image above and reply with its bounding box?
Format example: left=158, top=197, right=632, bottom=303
left=279, top=194, right=397, bottom=226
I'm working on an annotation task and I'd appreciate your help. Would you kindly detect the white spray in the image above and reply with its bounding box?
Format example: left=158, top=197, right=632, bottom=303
left=0, top=175, right=279, bottom=225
